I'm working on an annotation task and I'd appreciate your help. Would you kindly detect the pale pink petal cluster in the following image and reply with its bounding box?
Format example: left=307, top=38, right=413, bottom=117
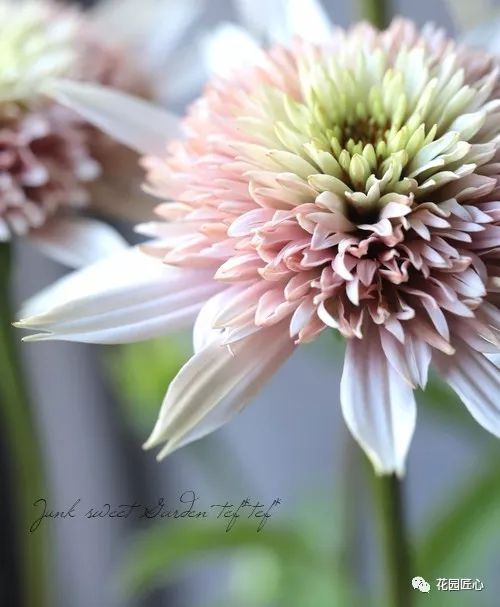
left=0, top=104, right=100, bottom=239
left=18, top=17, right=500, bottom=474
left=0, top=0, right=147, bottom=253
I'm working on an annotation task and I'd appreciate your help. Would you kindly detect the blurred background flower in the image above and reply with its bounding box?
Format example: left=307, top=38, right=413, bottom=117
left=0, top=0, right=210, bottom=258
left=0, top=0, right=140, bottom=260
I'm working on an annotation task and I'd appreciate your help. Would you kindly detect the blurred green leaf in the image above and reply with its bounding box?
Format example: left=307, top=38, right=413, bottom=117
left=276, top=560, right=360, bottom=607
left=120, top=490, right=365, bottom=607
left=121, top=519, right=313, bottom=597
left=275, top=494, right=361, bottom=607
left=105, top=334, right=191, bottom=434
left=228, top=548, right=283, bottom=606
left=417, top=456, right=500, bottom=582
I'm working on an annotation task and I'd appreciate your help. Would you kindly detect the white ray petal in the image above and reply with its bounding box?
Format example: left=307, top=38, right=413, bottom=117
left=284, top=0, right=332, bottom=43
left=405, top=333, right=432, bottom=389
left=16, top=247, right=218, bottom=343
left=144, top=321, right=294, bottom=458
left=91, top=0, right=207, bottom=104
left=202, top=23, right=265, bottom=76
left=92, top=0, right=203, bottom=67
left=234, top=0, right=331, bottom=43
left=340, top=325, right=417, bottom=476
left=379, top=328, right=432, bottom=389
left=192, top=287, right=243, bottom=353
left=141, top=0, right=204, bottom=72
left=486, top=353, right=500, bottom=368
left=379, top=328, right=415, bottom=386
left=157, top=43, right=207, bottom=105
left=19, top=246, right=163, bottom=316
left=28, top=216, right=128, bottom=268
left=434, top=341, right=500, bottom=437
left=234, top=0, right=289, bottom=42
left=42, top=79, right=180, bottom=155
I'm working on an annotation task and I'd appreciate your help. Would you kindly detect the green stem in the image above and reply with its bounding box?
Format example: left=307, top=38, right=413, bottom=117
left=374, top=474, right=413, bottom=607
left=0, top=243, right=47, bottom=607
left=358, top=0, right=391, bottom=29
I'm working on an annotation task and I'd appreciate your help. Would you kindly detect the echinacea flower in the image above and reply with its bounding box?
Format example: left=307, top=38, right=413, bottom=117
left=16, top=17, right=500, bottom=475
left=0, top=0, right=203, bottom=263
left=0, top=0, right=139, bottom=261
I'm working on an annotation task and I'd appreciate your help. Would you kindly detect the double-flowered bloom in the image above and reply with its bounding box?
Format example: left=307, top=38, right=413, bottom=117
left=0, top=0, right=201, bottom=263
left=0, top=0, right=152, bottom=261
left=17, top=16, right=500, bottom=475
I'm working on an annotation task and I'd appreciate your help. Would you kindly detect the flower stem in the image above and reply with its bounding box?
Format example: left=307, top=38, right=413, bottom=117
left=374, top=474, right=413, bottom=607
left=0, top=243, right=47, bottom=607
left=358, top=0, right=391, bottom=29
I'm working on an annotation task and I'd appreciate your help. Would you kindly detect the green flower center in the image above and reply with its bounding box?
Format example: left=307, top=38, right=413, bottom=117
left=239, top=44, right=496, bottom=224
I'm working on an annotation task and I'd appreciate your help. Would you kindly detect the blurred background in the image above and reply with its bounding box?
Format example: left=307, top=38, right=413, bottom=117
left=3, top=0, right=500, bottom=606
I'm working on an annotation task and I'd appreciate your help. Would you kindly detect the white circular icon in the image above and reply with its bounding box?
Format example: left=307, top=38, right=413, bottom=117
left=412, top=576, right=431, bottom=593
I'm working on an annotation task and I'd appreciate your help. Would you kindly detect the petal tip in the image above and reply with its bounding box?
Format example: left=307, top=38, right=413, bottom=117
left=21, top=333, right=50, bottom=343
left=142, top=437, right=157, bottom=451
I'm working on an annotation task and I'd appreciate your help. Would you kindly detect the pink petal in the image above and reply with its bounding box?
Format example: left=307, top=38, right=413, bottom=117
left=29, top=216, right=127, bottom=268
left=17, top=248, right=218, bottom=343
left=434, top=341, right=500, bottom=437
left=340, top=324, right=417, bottom=476
left=144, top=321, right=295, bottom=458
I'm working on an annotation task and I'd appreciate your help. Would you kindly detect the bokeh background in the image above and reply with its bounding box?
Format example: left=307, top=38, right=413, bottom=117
left=3, top=1, right=500, bottom=606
